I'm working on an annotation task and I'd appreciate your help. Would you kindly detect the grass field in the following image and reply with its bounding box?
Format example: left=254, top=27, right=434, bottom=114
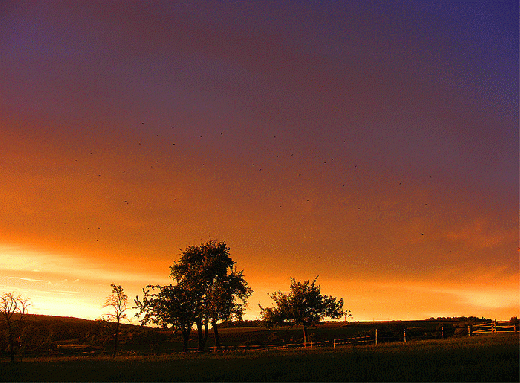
left=1, top=333, right=518, bottom=382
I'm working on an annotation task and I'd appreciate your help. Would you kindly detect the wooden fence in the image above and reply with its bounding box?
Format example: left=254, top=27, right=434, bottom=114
left=210, top=329, right=407, bottom=352
left=208, top=322, right=518, bottom=352
left=333, top=335, right=373, bottom=348
left=334, top=328, right=409, bottom=348
left=472, top=321, right=517, bottom=335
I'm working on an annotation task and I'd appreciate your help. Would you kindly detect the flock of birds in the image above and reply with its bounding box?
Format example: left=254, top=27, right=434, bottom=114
left=78, top=123, right=433, bottom=242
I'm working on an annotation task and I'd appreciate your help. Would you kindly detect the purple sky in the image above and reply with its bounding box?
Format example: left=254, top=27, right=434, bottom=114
left=1, top=1, right=518, bottom=321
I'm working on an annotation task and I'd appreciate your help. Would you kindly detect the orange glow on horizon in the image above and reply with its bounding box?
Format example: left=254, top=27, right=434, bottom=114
left=1, top=244, right=518, bottom=322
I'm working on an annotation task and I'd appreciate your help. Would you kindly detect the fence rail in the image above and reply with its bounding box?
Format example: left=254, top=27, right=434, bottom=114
left=207, top=322, right=517, bottom=353
left=472, top=321, right=517, bottom=335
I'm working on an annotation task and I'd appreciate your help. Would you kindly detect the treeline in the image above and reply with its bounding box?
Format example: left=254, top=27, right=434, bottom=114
left=17, top=240, right=517, bottom=359
left=132, top=241, right=345, bottom=351
left=2, top=240, right=346, bottom=360
left=428, top=316, right=497, bottom=322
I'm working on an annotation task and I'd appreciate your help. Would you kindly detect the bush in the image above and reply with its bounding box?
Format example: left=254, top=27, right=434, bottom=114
left=453, top=325, right=469, bottom=337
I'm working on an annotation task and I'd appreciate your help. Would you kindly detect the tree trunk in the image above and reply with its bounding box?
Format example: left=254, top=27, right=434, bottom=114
left=212, top=319, right=221, bottom=350
left=181, top=326, right=191, bottom=352
left=202, top=318, right=209, bottom=350
left=196, top=319, right=203, bottom=351
left=196, top=318, right=209, bottom=351
left=303, top=325, right=308, bottom=347
left=113, top=320, right=120, bottom=357
left=7, top=321, right=14, bottom=362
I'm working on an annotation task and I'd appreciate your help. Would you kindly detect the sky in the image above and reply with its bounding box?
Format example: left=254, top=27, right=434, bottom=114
left=1, top=1, right=518, bottom=323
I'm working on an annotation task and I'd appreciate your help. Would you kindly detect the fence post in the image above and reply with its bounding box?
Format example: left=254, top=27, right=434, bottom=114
left=333, top=339, right=336, bottom=349
left=375, top=329, right=378, bottom=346
left=441, top=326, right=444, bottom=339
left=403, top=329, right=406, bottom=343
left=467, top=325, right=471, bottom=336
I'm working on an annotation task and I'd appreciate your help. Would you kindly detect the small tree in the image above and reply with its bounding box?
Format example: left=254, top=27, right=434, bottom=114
left=0, top=292, right=30, bottom=362
left=260, top=277, right=346, bottom=346
left=102, top=284, right=127, bottom=357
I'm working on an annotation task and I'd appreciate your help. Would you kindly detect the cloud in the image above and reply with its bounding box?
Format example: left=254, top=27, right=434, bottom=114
left=19, top=277, right=45, bottom=282
left=445, top=219, right=512, bottom=249
left=0, top=245, right=169, bottom=286
left=53, top=290, right=80, bottom=296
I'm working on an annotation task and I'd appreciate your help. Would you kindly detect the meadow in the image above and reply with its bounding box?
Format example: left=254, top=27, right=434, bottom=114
left=1, top=333, right=518, bottom=382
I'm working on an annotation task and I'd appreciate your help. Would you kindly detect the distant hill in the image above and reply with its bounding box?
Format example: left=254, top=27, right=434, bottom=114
left=7, top=313, right=144, bottom=331
left=0, top=312, right=161, bottom=358
left=1, top=314, right=509, bottom=359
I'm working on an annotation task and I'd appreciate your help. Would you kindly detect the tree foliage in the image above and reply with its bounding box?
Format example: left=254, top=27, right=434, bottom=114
left=102, top=284, right=127, bottom=356
left=135, top=283, right=197, bottom=352
left=170, top=240, right=253, bottom=350
left=0, top=292, right=30, bottom=362
left=135, top=240, right=252, bottom=351
left=260, top=277, right=345, bottom=344
left=103, top=284, right=127, bottom=323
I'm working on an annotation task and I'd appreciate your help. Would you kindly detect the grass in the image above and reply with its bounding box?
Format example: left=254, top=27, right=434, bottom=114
left=1, top=333, right=518, bottom=382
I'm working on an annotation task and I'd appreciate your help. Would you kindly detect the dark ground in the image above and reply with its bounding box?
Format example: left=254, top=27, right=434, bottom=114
left=1, top=333, right=518, bottom=382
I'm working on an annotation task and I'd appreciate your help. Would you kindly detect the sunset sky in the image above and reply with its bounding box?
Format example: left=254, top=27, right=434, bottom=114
left=1, top=1, right=518, bottom=323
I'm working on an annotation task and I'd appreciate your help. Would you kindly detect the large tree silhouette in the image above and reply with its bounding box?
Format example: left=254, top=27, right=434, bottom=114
left=260, top=277, right=346, bottom=346
left=136, top=240, right=252, bottom=352
left=170, top=240, right=252, bottom=351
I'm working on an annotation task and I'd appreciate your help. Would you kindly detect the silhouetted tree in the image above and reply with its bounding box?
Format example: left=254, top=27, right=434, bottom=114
left=0, top=292, right=30, bottom=362
left=102, top=284, right=127, bottom=357
left=260, top=277, right=345, bottom=346
left=205, top=267, right=252, bottom=349
left=135, top=283, right=196, bottom=352
left=170, top=240, right=252, bottom=351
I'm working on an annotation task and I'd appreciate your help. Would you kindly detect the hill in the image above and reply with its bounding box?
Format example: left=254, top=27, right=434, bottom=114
left=1, top=314, right=507, bottom=359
